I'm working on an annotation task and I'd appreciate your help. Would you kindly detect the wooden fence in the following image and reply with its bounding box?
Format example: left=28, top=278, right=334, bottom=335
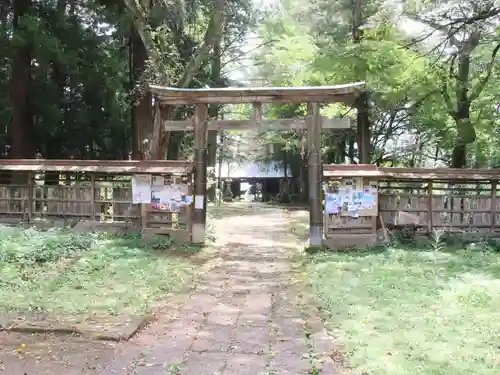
left=322, top=165, right=500, bottom=248
left=0, top=160, right=194, bottom=243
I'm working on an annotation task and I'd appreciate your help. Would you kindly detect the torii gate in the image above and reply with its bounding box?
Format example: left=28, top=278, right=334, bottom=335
left=148, top=83, right=364, bottom=245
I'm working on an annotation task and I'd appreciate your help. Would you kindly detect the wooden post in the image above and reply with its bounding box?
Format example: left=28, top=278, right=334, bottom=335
left=307, top=102, right=323, bottom=246
left=192, top=103, right=208, bottom=243
left=27, top=171, right=33, bottom=223
left=90, top=174, right=96, bottom=221
left=427, top=180, right=433, bottom=233
left=252, top=102, right=263, bottom=125
left=491, top=180, right=497, bottom=233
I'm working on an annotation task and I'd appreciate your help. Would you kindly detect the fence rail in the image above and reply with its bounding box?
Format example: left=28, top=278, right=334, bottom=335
left=323, top=164, right=500, bottom=248
left=0, top=160, right=194, bottom=243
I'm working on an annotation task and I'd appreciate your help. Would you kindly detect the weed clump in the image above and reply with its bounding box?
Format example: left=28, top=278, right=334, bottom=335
left=0, top=226, right=92, bottom=265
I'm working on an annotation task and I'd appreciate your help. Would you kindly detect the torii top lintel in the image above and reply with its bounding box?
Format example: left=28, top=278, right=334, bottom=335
left=148, top=82, right=365, bottom=105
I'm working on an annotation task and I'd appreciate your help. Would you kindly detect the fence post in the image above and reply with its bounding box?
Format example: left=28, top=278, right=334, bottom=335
left=90, top=174, right=96, bottom=221
left=307, top=102, right=323, bottom=246
left=491, top=180, right=497, bottom=233
left=427, top=180, right=433, bottom=234
left=27, top=171, right=33, bottom=223
left=192, top=103, right=208, bottom=243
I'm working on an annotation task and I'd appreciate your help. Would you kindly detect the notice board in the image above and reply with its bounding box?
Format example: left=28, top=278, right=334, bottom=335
left=324, top=177, right=378, bottom=218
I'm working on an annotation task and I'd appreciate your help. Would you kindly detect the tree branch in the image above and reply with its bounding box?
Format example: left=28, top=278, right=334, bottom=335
left=449, top=6, right=500, bottom=26
left=220, top=39, right=276, bottom=68
left=441, top=54, right=457, bottom=115
left=469, top=41, right=500, bottom=102
left=407, top=14, right=460, bottom=46
left=145, top=0, right=226, bottom=160
left=400, top=28, right=439, bottom=49
left=405, top=6, right=500, bottom=50
left=177, top=0, right=225, bottom=88
left=220, top=28, right=247, bottom=55
left=121, top=0, right=151, bottom=54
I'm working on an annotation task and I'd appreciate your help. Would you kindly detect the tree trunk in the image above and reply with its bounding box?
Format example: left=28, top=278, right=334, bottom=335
left=451, top=143, right=467, bottom=168
left=44, top=0, right=68, bottom=186
left=44, top=59, right=65, bottom=184
left=166, top=132, right=183, bottom=159
left=450, top=54, right=475, bottom=168
left=336, top=136, right=346, bottom=164
left=348, top=135, right=355, bottom=163
left=356, top=92, right=371, bottom=163
left=148, top=0, right=226, bottom=160
left=283, top=149, right=288, bottom=178
left=207, top=31, right=222, bottom=201
left=130, top=25, right=152, bottom=160
left=352, top=0, right=371, bottom=164
left=10, top=0, right=35, bottom=160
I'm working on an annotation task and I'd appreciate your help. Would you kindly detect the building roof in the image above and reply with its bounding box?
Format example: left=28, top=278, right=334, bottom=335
left=215, top=162, right=292, bottom=179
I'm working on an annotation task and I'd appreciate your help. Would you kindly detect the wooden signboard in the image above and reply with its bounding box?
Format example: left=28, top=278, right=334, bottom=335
left=132, top=173, right=193, bottom=243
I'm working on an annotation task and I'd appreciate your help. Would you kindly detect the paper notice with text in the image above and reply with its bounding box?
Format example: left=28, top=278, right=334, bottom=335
left=132, top=174, right=151, bottom=204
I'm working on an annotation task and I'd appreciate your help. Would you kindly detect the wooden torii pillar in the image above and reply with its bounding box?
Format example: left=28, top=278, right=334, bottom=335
left=307, top=102, right=323, bottom=246
left=148, top=83, right=365, bottom=245
left=192, top=104, right=208, bottom=243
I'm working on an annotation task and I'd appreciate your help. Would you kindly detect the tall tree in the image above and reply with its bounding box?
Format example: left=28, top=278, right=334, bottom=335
left=352, top=0, right=371, bottom=163
left=252, top=0, right=500, bottom=170
left=408, top=0, right=500, bottom=167
left=146, top=0, right=227, bottom=160
left=130, top=16, right=152, bottom=160
left=10, top=0, right=35, bottom=159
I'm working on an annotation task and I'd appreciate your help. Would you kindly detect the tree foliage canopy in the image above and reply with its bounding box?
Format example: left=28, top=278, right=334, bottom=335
left=1, top=0, right=499, bottom=173
left=1, top=0, right=255, bottom=161
left=250, top=0, right=500, bottom=169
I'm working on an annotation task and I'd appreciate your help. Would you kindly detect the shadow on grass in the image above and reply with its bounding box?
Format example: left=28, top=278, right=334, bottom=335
left=111, top=233, right=203, bottom=253
left=305, top=245, right=387, bottom=257
left=306, top=235, right=500, bottom=257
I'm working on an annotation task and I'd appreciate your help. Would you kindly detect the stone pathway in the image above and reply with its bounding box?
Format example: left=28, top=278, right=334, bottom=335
left=0, top=204, right=341, bottom=374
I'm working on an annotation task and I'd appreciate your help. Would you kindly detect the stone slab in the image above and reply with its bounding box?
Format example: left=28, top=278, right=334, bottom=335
left=192, top=325, right=234, bottom=352
left=223, top=354, right=269, bottom=375
left=181, top=351, right=227, bottom=375
left=0, top=313, right=153, bottom=341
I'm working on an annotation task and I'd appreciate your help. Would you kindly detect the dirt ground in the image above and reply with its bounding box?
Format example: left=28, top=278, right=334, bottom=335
left=0, top=204, right=342, bottom=375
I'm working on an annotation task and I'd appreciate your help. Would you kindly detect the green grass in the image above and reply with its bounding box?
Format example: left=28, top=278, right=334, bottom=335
left=0, top=225, right=197, bottom=318
left=306, top=245, right=500, bottom=375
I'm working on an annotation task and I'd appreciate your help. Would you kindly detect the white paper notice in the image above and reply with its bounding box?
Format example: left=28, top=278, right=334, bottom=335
left=132, top=174, right=151, bottom=204
left=166, top=187, right=183, bottom=203
left=195, top=195, right=204, bottom=209
left=152, top=176, right=164, bottom=186
left=325, top=193, right=339, bottom=215
left=325, top=200, right=339, bottom=214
